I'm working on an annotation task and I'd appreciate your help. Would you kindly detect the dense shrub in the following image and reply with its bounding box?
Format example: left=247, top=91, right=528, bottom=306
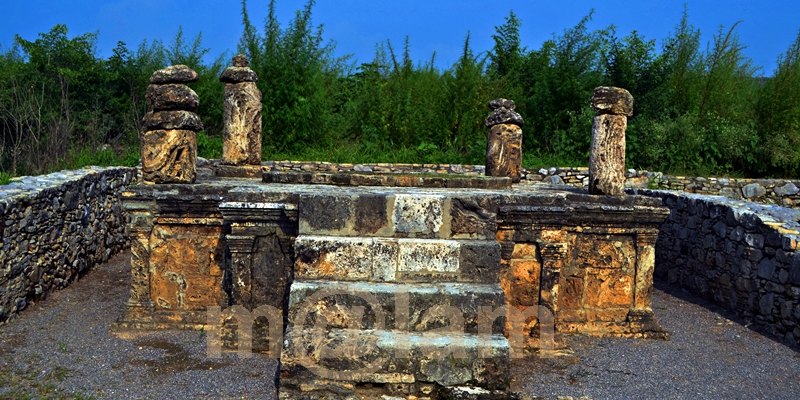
left=0, top=1, right=798, bottom=178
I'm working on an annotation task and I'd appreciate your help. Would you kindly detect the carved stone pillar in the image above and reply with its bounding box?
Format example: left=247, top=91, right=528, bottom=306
left=141, top=65, right=201, bottom=183
left=485, top=98, right=524, bottom=183
left=634, top=232, right=659, bottom=310
left=538, top=241, right=568, bottom=317
left=589, top=87, right=632, bottom=196
left=220, top=54, right=262, bottom=165
left=123, top=197, right=155, bottom=309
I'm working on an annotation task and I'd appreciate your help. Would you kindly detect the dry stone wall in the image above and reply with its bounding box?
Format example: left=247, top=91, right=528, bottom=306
left=0, top=166, right=136, bottom=325
left=632, top=189, right=800, bottom=346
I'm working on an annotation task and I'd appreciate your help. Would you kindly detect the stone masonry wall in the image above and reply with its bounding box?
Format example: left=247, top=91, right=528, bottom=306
left=632, top=189, right=800, bottom=346
left=0, top=167, right=136, bottom=325
left=527, top=167, right=800, bottom=208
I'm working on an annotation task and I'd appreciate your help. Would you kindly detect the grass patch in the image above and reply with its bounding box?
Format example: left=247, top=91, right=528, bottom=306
left=0, top=172, right=13, bottom=186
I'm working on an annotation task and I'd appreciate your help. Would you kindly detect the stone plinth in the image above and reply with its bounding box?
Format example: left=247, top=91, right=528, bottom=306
left=220, top=54, right=262, bottom=165
left=114, top=165, right=670, bottom=398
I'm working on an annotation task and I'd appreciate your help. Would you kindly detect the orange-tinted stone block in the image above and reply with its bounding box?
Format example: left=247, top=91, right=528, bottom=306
left=585, top=268, right=633, bottom=308
left=560, top=277, right=584, bottom=310
left=148, top=225, right=225, bottom=311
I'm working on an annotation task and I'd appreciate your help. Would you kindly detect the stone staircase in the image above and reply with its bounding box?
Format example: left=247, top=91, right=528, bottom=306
left=279, top=192, right=512, bottom=399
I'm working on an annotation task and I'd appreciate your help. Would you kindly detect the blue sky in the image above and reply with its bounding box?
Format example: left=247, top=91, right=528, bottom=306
left=1, top=0, right=798, bottom=75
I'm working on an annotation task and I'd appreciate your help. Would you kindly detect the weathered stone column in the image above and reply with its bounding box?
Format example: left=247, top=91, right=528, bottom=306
left=485, top=98, right=524, bottom=183
left=588, top=87, right=633, bottom=196
left=220, top=54, right=262, bottom=165
left=141, top=65, right=201, bottom=183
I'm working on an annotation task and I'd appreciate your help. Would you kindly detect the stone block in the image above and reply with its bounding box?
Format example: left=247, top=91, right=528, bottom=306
left=450, top=197, right=497, bottom=239
left=142, top=110, right=203, bottom=132
left=140, top=129, right=197, bottom=184
left=590, top=86, right=633, bottom=116
left=458, top=241, right=502, bottom=283
left=286, top=280, right=505, bottom=333
left=149, top=65, right=198, bottom=84
left=585, top=269, right=634, bottom=308
left=589, top=114, right=626, bottom=196
left=354, top=194, right=390, bottom=235
left=146, top=84, right=199, bottom=112
left=742, top=183, right=766, bottom=199
left=507, top=260, right=541, bottom=308
left=373, top=239, right=398, bottom=282
left=219, top=67, right=259, bottom=83
left=485, top=124, right=523, bottom=182
left=148, top=225, right=225, bottom=310
left=757, top=257, right=776, bottom=280
left=397, top=239, right=460, bottom=277
left=281, top=328, right=510, bottom=391
left=299, top=194, right=353, bottom=234
left=294, top=236, right=373, bottom=281
left=393, top=194, right=444, bottom=236
left=561, top=277, right=584, bottom=310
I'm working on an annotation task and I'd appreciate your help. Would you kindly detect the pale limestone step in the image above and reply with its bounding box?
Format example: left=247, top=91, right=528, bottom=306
left=280, top=327, right=510, bottom=390
left=286, top=280, right=506, bottom=335
left=294, top=235, right=500, bottom=283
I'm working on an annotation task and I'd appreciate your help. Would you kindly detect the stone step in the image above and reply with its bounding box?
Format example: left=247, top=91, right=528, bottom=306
left=280, top=327, right=510, bottom=393
left=287, top=280, right=506, bottom=335
left=296, top=192, right=501, bottom=241
left=294, top=235, right=500, bottom=283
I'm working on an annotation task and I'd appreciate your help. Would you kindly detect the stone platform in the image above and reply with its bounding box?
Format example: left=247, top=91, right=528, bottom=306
left=114, top=167, right=670, bottom=398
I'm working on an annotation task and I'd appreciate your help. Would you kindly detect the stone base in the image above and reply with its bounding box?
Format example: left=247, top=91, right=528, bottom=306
left=278, top=383, right=518, bottom=400
left=110, top=305, right=208, bottom=332
left=280, top=328, right=511, bottom=398
left=557, top=309, right=669, bottom=340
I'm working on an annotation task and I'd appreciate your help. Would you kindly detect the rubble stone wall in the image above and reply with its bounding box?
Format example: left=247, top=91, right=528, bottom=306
left=0, top=167, right=136, bottom=324
left=632, top=189, right=800, bottom=346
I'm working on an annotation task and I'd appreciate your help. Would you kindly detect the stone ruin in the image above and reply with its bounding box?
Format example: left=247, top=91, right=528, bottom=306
left=220, top=54, right=262, bottom=165
left=485, top=98, right=524, bottom=183
left=118, top=81, right=670, bottom=399
left=141, top=65, right=201, bottom=184
left=589, top=86, right=632, bottom=196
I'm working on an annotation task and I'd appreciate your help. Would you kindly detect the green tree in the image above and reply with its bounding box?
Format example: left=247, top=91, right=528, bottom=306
left=758, top=29, right=800, bottom=175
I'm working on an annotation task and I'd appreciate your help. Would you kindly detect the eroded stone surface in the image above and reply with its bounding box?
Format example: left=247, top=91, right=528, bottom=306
left=146, top=84, right=200, bottom=112
left=142, top=110, right=203, bottom=132
left=294, top=236, right=374, bottom=281
left=486, top=124, right=523, bottom=183
left=393, top=194, right=444, bottom=236
left=591, top=86, right=633, bottom=116
left=148, top=225, right=225, bottom=310
left=222, top=81, right=262, bottom=165
left=140, top=129, right=197, bottom=183
left=220, top=67, right=259, bottom=83
left=149, top=64, right=199, bottom=84
left=589, top=114, right=627, bottom=196
left=485, top=98, right=523, bottom=127
left=451, top=197, right=498, bottom=239
left=397, top=239, right=460, bottom=276
left=293, top=236, right=501, bottom=283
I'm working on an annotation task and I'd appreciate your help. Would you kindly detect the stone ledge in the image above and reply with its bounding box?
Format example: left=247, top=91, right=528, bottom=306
left=294, top=236, right=501, bottom=283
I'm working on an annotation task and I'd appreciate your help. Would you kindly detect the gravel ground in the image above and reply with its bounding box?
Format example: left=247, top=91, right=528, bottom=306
left=1, top=250, right=799, bottom=399
left=0, top=251, right=278, bottom=399
left=513, top=281, right=800, bottom=399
